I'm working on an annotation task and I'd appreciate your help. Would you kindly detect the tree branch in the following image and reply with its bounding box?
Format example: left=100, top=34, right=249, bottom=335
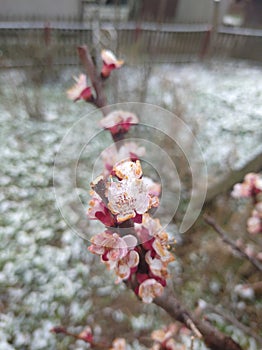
left=154, top=287, right=243, bottom=350
left=77, top=45, right=109, bottom=115
left=77, top=44, right=244, bottom=350
left=204, top=215, right=262, bottom=272
left=204, top=303, right=262, bottom=345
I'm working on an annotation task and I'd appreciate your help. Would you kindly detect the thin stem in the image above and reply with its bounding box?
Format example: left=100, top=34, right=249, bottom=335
left=204, top=303, right=262, bottom=345
left=204, top=214, right=262, bottom=272
left=77, top=44, right=124, bottom=145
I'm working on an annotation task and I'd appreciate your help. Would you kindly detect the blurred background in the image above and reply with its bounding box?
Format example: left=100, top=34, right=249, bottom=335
left=0, top=1, right=262, bottom=349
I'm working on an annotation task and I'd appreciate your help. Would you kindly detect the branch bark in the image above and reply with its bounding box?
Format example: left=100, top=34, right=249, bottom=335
left=154, top=287, right=243, bottom=350
left=77, top=45, right=109, bottom=115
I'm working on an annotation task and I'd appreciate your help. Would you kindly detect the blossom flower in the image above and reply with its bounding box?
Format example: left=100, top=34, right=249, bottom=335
left=107, top=178, right=151, bottom=223
left=152, top=238, right=175, bottom=264
left=115, top=250, right=140, bottom=281
left=113, top=159, right=142, bottom=180
left=143, top=176, right=161, bottom=197
left=234, top=284, right=255, bottom=300
left=247, top=216, right=261, bottom=234
left=138, top=278, right=164, bottom=303
left=110, top=338, right=127, bottom=350
left=88, top=232, right=132, bottom=262
left=66, top=74, right=93, bottom=102
left=101, top=49, right=124, bottom=79
left=151, top=324, right=178, bottom=350
left=247, top=203, right=262, bottom=234
left=135, top=214, right=169, bottom=245
left=231, top=173, right=262, bottom=198
left=145, top=251, right=168, bottom=279
left=101, top=142, right=146, bottom=176
left=87, top=191, right=116, bottom=227
left=118, top=142, right=146, bottom=163
left=151, top=338, right=178, bottom=350
left=100, top=110, right=138, bottom=136
left=78, top=326, right=93, bottom=343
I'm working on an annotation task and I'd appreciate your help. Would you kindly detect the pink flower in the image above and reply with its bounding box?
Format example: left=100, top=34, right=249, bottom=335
left=145, top=251, right=168, bottom=279
left=107, top=178, right=151, bottom=223
left=66, top=74, right=93, bottom=102
left=231, top=183, right=250, bottom=198
left=135, top=214, right=168, bottom=245
left=110, top=338, right=127, bottom=350
left=152, top=238, right=175, bottom=264
left=118, top=142, right=146, bottom=162
left=247, top=202, right=262, bottom=234
left=88, top=232, right=130, bottom=262
left=138, top=278, right=164, bottom=303
left=100, top=110, right=138, bottom=136
left=115, top=250, right=140, bottom=281
left=143, top=177, right=161, bottom=197
left=87, top=192, right=116, bottom=227
left=231, top=173, right=262, bottom=198
left=247, top=214, right=261, bottom=234
left=78, top=326, right=93, bottom=343
left=101, top=50, right=124, bottom=79
left=101, top=142, right=146, bottom=176
left=151, top=324, right=178, bottom=350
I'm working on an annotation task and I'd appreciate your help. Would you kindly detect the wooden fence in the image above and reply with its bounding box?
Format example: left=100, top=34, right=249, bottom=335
left=0, top=21, right=262, bottom=68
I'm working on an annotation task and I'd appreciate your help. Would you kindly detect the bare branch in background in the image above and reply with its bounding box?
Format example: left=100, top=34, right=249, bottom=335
left=204, top=303, right=262, bottom=346
left=204, top=215, right=262, bottom=272
left=77, top=45, right=109, bottom=114
left=154, top=287, right=243, bottom=350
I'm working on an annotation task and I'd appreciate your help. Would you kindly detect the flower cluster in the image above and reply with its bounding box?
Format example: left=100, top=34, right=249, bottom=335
left=231, top=173, right=262, bottom=234
left=88, top=158, right=175, bottom=303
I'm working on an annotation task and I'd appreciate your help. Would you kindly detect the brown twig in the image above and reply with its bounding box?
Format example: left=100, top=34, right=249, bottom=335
left=203, top=214, right=262, bottom=272
left=77, top=45, right=109, bottom=115
left=204, top=303, right=262, bottom=345
left=50, top=326, right=110, bottom=348
left=77, top=44, right=126, bottom=145
left=154, top=287, right=243, bottom=350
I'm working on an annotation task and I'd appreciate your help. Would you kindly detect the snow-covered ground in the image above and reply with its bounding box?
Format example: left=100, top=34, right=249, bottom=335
left=0, top=59, right=261, bottom=349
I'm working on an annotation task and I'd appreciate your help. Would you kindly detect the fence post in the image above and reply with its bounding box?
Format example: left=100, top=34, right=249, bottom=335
left=210, top=0, right=221, bottom=56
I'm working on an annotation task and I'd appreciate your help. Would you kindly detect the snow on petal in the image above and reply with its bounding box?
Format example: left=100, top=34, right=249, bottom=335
left=113, top=160, right=142, bottom=180
left=107, top=178, right=150, bottom=223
